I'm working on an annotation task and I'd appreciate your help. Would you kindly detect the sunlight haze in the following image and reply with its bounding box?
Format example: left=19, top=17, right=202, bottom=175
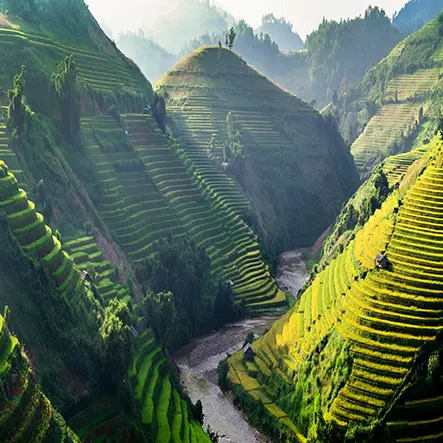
left=86, top=0, right=407, bottom=39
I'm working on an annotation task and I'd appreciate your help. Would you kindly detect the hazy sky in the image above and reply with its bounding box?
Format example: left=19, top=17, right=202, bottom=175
left=86, top=0, right=407, bottom=39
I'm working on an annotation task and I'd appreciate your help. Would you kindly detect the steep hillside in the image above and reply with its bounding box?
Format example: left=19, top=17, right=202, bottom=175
left=0, top=2, right=216, bottom=441
left=332, top=14, right=443, bottom=178
left=0, top=313, right=80, bottom=442
left=224, top=137, right=443, bottom=442
left=0, top=1, right=152, bottom=115
left=393, top=0, right=443, bottom=36
left=157, top=46, right=359, bottom=256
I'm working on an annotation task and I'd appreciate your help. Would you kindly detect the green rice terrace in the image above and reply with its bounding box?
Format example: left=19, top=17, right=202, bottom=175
left=0, top=314, right=80, bottom=442
left=80, top=113, right=285, bottom=312
left=349, top=15, right=443, bottom=177
left=0, top=21, right=151, bottom=114
left=226, top=137, right=443, bottom=441
left=4, top=2, right=443, bottom=442
left=157, top=46, right=359, bottom=255
left=0, top=161, right=85, bottom=301
left=129, top=330, right=211, bottom=443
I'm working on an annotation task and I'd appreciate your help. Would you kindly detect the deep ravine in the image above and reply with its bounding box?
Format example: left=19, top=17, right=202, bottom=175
left=173, top=249, right=309, bottom=443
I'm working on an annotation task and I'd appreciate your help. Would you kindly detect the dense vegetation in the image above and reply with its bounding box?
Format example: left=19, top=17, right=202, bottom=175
left=181, top=7, right=401, bottom=108
left=330, top=13, right=443, bottom=177
left=136, top=235, right=235, bottom=348
left=305, top=7, right=401, bottom=105
left=393, top=0, right=443, bottom=36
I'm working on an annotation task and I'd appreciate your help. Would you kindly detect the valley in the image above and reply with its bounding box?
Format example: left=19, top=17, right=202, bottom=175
left=174, top=248, right=309, bottom=443
left=1, top=0, right=443, bottom=442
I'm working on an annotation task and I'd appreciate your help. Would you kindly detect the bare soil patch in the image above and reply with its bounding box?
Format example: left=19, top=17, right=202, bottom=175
left=0, top=14, right=19, bottom=29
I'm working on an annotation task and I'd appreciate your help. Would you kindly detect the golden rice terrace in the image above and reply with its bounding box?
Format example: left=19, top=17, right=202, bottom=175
left=227, top=137, right=443, bottom=441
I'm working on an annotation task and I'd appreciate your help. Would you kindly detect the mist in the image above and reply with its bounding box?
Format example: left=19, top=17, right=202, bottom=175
left=86, top=0, right=407, bottom=49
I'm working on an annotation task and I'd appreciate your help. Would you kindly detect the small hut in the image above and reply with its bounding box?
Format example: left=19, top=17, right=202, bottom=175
left=242, top=343, right=256, bottom=362
left=394, top=181, right=400, bottom=190
left=129, top=326, right=139, bottom=338
left=375, top=254, right=389, bottom=270
left=81, top=270, right=92, bottom=282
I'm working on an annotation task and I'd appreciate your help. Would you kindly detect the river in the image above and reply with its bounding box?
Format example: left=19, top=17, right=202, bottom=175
left=174, top=249, right=309, bottom=443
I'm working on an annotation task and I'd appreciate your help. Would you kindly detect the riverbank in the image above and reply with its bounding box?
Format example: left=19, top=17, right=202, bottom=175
left=174, top=248, right=309, bottom=442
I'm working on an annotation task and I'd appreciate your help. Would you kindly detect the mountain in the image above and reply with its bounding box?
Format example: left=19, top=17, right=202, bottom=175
left=156, top=46, right=359, bottom=258
left=182, top=8, right=402, bottom=109
left=255, top=13, right=304, bottom=52
left=0, top=1, right=219, bottom=441
left=224, top=134, right=443, bottom=442
left=117, top=30, right=177, bottom=82
left=331, top=12, right=443, bottom=178
left=393, top=0, right=443, bottom=36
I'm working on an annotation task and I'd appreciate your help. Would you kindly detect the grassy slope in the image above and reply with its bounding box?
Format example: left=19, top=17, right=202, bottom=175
left=157, top=46, right=359, bottom=253
left=0, top=313, right=80, bottom=442
left=227, top=137, right=443, bottom=441
left=0, top=7, right=212, bottom=443
left=346, top=15, right=443, bottom=177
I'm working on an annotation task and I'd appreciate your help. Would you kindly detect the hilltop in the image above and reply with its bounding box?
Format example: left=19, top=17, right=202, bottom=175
left=182, top=8, right=401, bottom=109
left=332, top=12, right=443, bottom=178
left=157, top=46, right=359, bottom=257
left=393, top=0, right=443, bottom=36
left=224, top=135, right=443, bottom=442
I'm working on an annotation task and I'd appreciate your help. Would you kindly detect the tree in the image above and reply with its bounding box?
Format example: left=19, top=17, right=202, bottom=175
left=193, top=399, right=204, bottom=424
left=144, top=290, right=179, bottom=346
left=228, top=26, right=236, bottom=49
left=8, top=65, right=27, bottom=141
left=52, top=55, right=80, bottom=143
left=152, top=91, right=167, bottom=130
left=2, top=0, right=37, bottom=20
left=100, top=300, right=131, bottom=383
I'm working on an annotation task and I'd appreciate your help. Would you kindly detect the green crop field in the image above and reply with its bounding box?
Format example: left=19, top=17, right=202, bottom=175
left=351, top=102, right=426, bottom=172
left=0, top=162, right=85, bottom=301
left=129, top=331, right=211, bottom=443
left=0, top=313, right=79, bottom=442
left=64, top=236, right=131, bottom=305
left=0, top=26, right=149, bottom=105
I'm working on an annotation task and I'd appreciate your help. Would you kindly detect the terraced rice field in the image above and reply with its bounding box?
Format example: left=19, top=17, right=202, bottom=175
left=0, top=315, right=79, bottom=442
left=168, top=96, right=252, bottom=217
left=81, top=116, right=185, bottom=262
left=384, top=69, right=440, bottom=102
left=0, top=124, right=25, bottom=189
left=0, top=27, right=145, bottom=94
left=122, top=113, right=285, bottom=312
left=351, top=103, right=424, bottom=172
left=228, top=143, right=443, bottom=438
left=383, top=143, right=433, bottom=186
left=64, top=236, right=131, bottom=306
left=387, top=393, right=443, bottom=442
left=331, top=160, right=443, bottom=427
left=129, top=330, right=211, bottom=443
left=0, top=162, right=87, bottom=304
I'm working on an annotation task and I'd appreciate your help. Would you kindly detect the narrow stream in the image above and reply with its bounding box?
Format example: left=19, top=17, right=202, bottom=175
left=174, top=249, right=309, bottom=442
